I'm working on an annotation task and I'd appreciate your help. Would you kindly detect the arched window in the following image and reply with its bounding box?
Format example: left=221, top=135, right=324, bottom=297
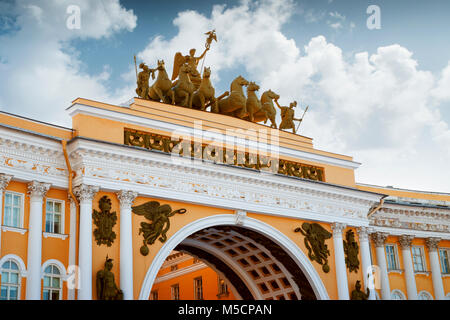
left=391, top=289, right=405, bottom=300
left=1, top=260, right=20, bottom=300
left=418, top=291, right=433, bottom=300
left=43, top=265, right=62, bottom=300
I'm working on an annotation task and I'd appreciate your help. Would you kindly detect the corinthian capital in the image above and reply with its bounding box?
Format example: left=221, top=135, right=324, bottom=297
left=27, top=181, right=51, bottom=198
left=331, top=222, right=347, bottom=235
left=425, top=237, right=441, bottom=252
left=73, top=184, right=99, bottom=203
left=356, top=226, right=373, bottom=242
left=116, top=190, right=138, bottom=207
left=0, top=174, right=13, bottom=191
left=371, top=232, right=388, bottom=247
left=398, top=235, right=414, bottom=249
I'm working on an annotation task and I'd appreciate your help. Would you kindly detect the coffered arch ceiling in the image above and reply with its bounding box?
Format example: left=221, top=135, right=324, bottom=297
left=175, top=225, right=317, bottom=300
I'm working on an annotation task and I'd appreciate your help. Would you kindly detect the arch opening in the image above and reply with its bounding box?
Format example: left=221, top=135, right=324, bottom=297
left=141, top=215, right=327, bottom=300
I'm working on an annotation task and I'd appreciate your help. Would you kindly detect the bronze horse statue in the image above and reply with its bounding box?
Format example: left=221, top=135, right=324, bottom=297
left=192, top=67, right=219, bottom=113
left=244, top=81, right=262, bottom=122
left=171, top=63, right=195, bottom=108
left=218, top=75, right=249, bottom=118
left=148, top=60, right=175, bottom=105
left=259, top=89, right=279, bottom=129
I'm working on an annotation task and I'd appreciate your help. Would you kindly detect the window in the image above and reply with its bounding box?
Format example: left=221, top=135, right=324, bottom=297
left=217, top=277, right=228, bottom=296
left=43, top=265, right=62, bottom=300
left=3, top=192, right=23, bottom=228
left=45, top=200, right=63, bottom=234
left=385, top=244, right=399, bottom=270
left=411, top=246, right=426, bottom=272
left=418, top=291, right=433, bottom=300
left=391, top=290, right=405, bottom=300
left=171, top=284, right=180, bottom=300
left=150, top=290, right=158, bottom=300
left=439, top=248, right=450, bottom=274
left=1, top=260, right=20, bottom=300
left=194, top=277, right=203, bottom=300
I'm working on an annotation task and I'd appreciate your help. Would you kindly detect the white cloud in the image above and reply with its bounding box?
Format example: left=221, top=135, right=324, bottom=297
left=137, top=0, right=450, bottom=192
left=0, top=0, right=137, bottom=125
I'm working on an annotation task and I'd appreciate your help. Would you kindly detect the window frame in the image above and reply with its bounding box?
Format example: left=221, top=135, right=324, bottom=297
left=217, top=276, right=229, bottom=297
left=0, top=259, right=22, bottom=300
left=439, top=248, right=450, bottom=275
left=150, top=290, right=158, bottom=300
left=418, top=290, right=433, bottom=300
left=3, top=191, right=25, bottom=229
left=411, top=245, right=427, bottom=273
left=385, top=244, right=400, bottom=271
left=42, top=264, right=63, bottom=300
left=390, top=289, right=406, bottom=300
left=171, top=283, right=180, bottom=300
left=44, top=198, right=65, bottom=234
left=194, top=276, right=203, bottom=300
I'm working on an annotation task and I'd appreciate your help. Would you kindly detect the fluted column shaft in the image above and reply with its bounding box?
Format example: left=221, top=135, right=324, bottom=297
left=116, top=190, right=138, bottom=300
left=332, top=223, right=349, bottom=300
left=26, top=181, right=51, bottom=300
left=371, top=232, right=390, bottom=300
left=426, top=238, right=445, bottom=300
left=0, top=174, right=13, bottom=257
left=399, top=235, right=418, bottom=300
left=74, top=184, right=99, bottom=300
left=357, top=227, right=376, bottom=300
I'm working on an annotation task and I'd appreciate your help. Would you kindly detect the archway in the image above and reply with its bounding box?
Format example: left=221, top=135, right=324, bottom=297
left=139, top=215, right=329, bottom=300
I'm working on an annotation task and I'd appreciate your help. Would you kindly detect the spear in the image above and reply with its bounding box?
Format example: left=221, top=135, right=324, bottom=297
left=134, top=54, right=138, bottom=81
left=296, top=105, right=309, bottom=133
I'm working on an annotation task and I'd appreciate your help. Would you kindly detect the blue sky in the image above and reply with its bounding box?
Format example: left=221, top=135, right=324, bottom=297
left=0, top=0, right=449, bottom=192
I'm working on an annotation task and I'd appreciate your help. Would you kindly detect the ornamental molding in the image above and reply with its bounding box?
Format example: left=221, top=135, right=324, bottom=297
left=398, top=235, right=414, bottom=249
left=116, top=190, right=138, bottom=207
left=425, top=237, right=441, bottom=252
left=73, top=184, right=99, bottom=202
left=235, top=210, right=247, bottom=226
left=43, top=232, right=69, bottom=240
left=67, top=138, right=382, bottom=226
left=356, top=226, right=374, bottom=242
left=27, top=180, right=51, bottom=198
left=0, top=173, right=13, bottom=191
left=369, top=203, right=450, bottom=234
left=0, top=126, right=67, bottom=187
left=331, top=222, right=347, bottom=235
left=1, top=225, right=28, bottom=235
left=371, top=232, right=388, bottom=247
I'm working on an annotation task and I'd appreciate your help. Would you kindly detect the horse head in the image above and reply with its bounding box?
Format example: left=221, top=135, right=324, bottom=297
left=157, top=60, right=166, bottom=71
left=247, top=81, right=260, bottom=92
left=264, top=89, right=280, bottom=101
left=203, top=67, right=211, bottom=78
left=179, top=63, right=192, bottom=75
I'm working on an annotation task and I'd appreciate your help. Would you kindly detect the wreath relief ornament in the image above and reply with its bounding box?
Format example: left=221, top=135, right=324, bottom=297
left=92, top=196, right=117, bottom=247
left=294, top=222, right=332, bottom=273
left=132, top=201, right=187, bottom=256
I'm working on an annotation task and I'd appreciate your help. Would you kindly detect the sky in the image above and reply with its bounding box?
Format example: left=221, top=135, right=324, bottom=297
left=0, top=0, right=449, bottom=193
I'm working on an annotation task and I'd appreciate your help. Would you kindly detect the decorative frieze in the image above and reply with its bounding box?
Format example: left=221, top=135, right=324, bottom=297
left=124, top=129, right=325, bottom=181
left=27, top=181, right=51, bottom=198
left=425, top=237, right=441, bottom=252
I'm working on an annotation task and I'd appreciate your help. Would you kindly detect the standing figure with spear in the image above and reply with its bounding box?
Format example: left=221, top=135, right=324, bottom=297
left=274, top=100, right=309, bottom=135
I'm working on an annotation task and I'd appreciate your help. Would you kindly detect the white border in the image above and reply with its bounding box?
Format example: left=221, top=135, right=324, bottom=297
left=138, top=214, right=329, bottom=300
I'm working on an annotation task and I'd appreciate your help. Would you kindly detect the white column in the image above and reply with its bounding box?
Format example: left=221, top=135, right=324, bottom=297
left=67, top=196, right=77, bottom=300
left=371, top=232, right=390, bottom=300
left=116, top=190, right=138, bottom=300
left=331, top=223, right=349, bottom=300
left=0, top=174, right=13, bottom=257
left=73, top=184, right=99, bottom=300
left=426, top=237, right=445, bottom=300
left=357, top=227, right=376, bottom=300
left=26, top=181, right=51, bottom=300
left=398, top=235, right=418, bottom=300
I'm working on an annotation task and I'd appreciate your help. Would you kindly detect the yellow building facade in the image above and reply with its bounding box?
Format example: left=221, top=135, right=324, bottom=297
left=0, top=97, right=449, bottom=300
